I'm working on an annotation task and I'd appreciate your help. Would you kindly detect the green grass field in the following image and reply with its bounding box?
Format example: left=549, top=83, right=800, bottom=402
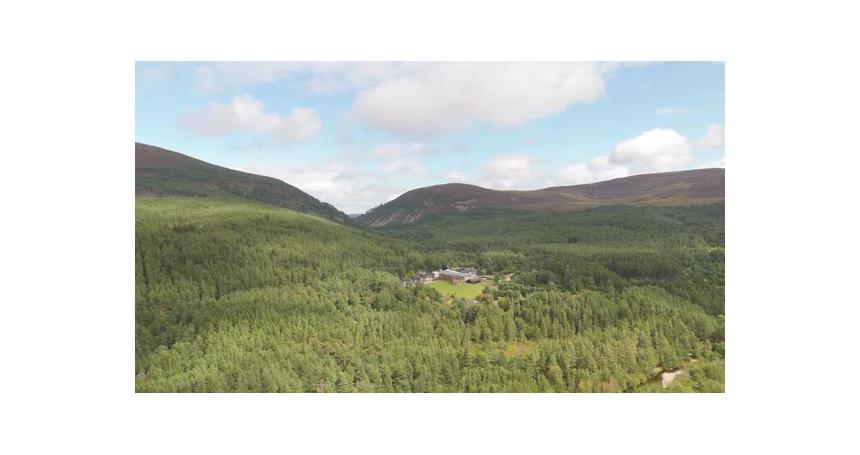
left=425, top=280, right=486, bottom=299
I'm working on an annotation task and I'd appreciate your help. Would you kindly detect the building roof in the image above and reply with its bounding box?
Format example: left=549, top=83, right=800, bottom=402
left=440, top=269, right=471, bottom=279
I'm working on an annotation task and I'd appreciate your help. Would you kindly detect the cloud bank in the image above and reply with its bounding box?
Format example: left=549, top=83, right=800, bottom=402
left=353, top=62, right=609, bottom=137
left=478, top=154, right=545, bottom=190
left=557, top=128, right=693, bottom=185
left=699, top=123, right=725, bottom=147
left=193, top=62, right=625, bottom=138
left=181, top=95, right=320, bottom=144
left=234, top=161, right=404, bottom=214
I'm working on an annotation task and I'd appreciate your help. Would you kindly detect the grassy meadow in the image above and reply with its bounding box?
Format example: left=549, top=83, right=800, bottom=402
left=425, top=280, right=487, bottom=298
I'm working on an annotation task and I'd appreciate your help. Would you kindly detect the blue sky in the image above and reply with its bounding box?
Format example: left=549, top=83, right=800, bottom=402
left=136, top=62, right=724, bottom=213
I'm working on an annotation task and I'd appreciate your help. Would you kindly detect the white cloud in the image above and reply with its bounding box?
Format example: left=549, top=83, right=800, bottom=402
left=557, top=128, right=693, bottom=185
left=371, top=142, right=429, bottom=159
left=379, top=158, right=427, bottom=177
left=181, top=95, right=320, bottom=144
left=230, top=139, right=435, bottom=211
left=139, top=64, right=174, bottom=83
left=193, top=65, right=218, bottom=94
left=656, top=106, right=691, bottom=115
left=190, top=62, right=642, bottom=138
left=444, top=170, right=469, bottom=182
left=301, top=62, right=415, bottom=94
left=558, top=155, right=630, bottom=185
left=233, top=161, right=403, bottom=214
left=699, top=123, right=725, bottom=147
left=479, top=154, right=546, bottom=190
left=370, top=142, right=430, bottom=177
left=207, top=62, right=301, bottom=87
left=200, top=62, right=412, bottom=93
left=557, top=164, right=592, bottom=184
left=610, top=128, right=693, bottom=171
left=352, top=62, right=610, bottom=137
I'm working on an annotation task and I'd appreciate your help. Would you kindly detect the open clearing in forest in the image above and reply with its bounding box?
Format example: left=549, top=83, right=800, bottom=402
left=661, top=369, right=687, bottom=388
left=425, top=280, right=486, bottom=299
left=661, top=359, right=697, bottom=388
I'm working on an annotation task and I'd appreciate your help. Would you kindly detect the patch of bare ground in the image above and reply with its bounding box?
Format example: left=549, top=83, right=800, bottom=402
left=661, top=359, right=698, bottom=388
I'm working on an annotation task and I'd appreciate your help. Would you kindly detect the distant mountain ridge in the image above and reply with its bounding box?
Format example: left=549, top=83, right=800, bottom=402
left=135, top=143, right=352, bottom=224
left=357, top=168, right=724, bottom=227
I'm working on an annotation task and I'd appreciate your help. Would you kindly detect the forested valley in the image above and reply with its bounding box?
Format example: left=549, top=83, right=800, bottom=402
left=136, top=197, right=724, bottom=392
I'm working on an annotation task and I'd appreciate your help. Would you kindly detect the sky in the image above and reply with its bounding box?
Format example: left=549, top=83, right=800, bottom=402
left=136, top=62, right=724, bottom=214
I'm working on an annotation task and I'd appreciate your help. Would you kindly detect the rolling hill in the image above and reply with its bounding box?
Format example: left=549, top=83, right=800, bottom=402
left=357, top=168, right=724, bottom=227
left=134, top=151, right=725, bottom=392
left=135, top=142, right=352, bottom=224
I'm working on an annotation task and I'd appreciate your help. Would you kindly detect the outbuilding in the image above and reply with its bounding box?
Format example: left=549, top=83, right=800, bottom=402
left=440, top=269, right=470, bottom=284
left=415, top=271, right=435, bottom=283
